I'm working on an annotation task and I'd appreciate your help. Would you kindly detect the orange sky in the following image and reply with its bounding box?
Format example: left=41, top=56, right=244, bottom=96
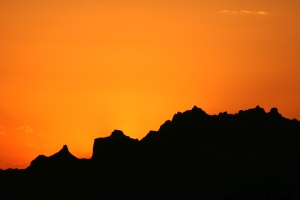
left=1, top=0, right=300, bottom=169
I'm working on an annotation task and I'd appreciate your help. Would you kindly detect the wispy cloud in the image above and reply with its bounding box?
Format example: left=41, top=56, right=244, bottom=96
left=26, top=142, right=35, bottom=147
left=221, top=10, right=269, bottom=15
left=44, top=143, right=54, bottom=147
left=14, top=161, right=24, bottom=166
left=1, top=160, right=24, bottom=166
left=19, top=126, right=35, bottom=133
left=1, top=160, right=11, bottom=164
left=0, top=126, right=6, bottom=135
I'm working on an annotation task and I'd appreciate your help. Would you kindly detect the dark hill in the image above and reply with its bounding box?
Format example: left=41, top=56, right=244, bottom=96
left=1, top=106, right=300, bottom=200
left=27, top=145, right=80, bottom=172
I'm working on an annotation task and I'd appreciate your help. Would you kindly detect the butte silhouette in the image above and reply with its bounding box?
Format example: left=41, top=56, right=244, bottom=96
left=1, top=106, right=300, bottom=199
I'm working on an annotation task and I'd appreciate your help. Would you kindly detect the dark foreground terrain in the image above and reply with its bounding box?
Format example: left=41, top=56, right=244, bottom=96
left=1, top=106, right=300, bottom=199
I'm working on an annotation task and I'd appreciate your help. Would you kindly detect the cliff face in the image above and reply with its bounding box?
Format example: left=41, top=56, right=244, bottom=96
left=91, top=130, right=139, bottom=166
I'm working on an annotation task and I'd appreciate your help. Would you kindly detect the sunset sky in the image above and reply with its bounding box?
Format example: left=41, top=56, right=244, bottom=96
left=1, top=0, right=299, bottom=169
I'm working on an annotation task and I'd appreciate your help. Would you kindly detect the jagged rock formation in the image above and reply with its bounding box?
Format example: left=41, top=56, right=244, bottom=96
left=28, top=145, right=79, bottom=172
left=92, top=129, right=139, bottom=161
left=1, top=106, right=300, bottom=200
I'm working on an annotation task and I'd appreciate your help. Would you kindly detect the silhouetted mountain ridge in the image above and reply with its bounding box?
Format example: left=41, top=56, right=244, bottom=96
left=28, top=145, right=79, bottom=172
left=1, top=105, right=300, bottom=200
left=92, top=129, right=139, bottom=162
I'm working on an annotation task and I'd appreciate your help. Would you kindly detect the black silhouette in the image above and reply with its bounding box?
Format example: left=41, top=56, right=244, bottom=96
left=1, top=106, right=300, bottom=199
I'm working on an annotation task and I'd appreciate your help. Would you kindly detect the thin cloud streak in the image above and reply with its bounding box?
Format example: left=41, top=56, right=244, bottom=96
left=0, top=160, right=11, bottom=164
left=0, top=126, right=6, bottom=135
left=44, top=143, right=54, bottom=147
left=221, top=10, right=269, bottom=15
left=25, top=142, right=35, bottom=147
left=19, top=126, right=35, bottom=133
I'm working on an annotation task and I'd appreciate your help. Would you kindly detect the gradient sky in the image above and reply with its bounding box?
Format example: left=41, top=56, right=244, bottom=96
left=1, top=0, right=300, bottom=169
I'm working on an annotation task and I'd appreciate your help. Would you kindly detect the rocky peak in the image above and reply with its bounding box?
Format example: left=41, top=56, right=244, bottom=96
left=50, top=145, right=77, bottom=160
left=27, top=145, right=77, bottom=171
left=92, top=130, right=139, bottom=160
left=238, top=105, right=266, bottom=117
left=59, top=145, right=69, bottom=153
left=110, top=130, right=126, bottom=138
left=191, top=105, right=208, bottom=116
left=251, top=105, right=266, bottom=113
left=268, top=107, right=282, bottom=118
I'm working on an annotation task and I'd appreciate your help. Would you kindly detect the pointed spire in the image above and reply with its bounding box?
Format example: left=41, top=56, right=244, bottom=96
left=58, top=145, right=69, bottom=153
left=50, top=145, right=78, bottom=160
